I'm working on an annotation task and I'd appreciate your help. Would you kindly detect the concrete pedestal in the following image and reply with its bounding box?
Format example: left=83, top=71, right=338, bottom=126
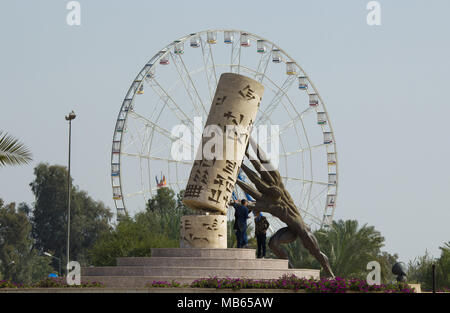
left=81, top=248, right=320, bottom=287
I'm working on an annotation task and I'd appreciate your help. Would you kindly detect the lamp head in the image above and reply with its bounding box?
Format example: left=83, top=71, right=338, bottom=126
left=65, top=110, right=76, bottom=121
left=392, top=262, right=407, bottom=282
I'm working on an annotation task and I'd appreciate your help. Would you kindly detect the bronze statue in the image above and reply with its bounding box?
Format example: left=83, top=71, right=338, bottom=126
left=236, top=139, right=335, bottom=278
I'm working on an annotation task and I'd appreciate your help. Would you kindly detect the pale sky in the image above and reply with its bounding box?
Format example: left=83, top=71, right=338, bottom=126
left=1, top=0, right=449, bottom=263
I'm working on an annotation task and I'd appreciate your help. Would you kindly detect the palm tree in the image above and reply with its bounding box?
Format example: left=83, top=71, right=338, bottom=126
left=318, top=220, right=385, bottom=278
left=283, top=220, right=387, bottom=279
left=0, top=131, right=32, bottom=167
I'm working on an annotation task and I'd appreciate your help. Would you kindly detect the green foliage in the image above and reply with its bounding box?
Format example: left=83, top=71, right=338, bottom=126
left=407, top=243, right=450, bottom=291
left=146, top=187, right=176, bottom=213
left=89, top=188, right=191, bottom=266
left=227, top=219, right=256, bottom=248
left=30, top=163, right=112, bottom=265
left=0, top=200, right=53, bottom=284
left=89, top=216, right=178, bottom=266
left=282, top=219, right=395, bottom=282
left=0, top=131, right=32, bottom=167
left=227, top=220, right=237, bottom=248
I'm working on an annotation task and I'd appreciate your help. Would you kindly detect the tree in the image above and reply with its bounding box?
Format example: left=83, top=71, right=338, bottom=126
left=436, top=242, right=450, bottom=289
left=89, top=215, right=178, bottom=266
left=377, top=251, right=399, bottom=283
left=30, top=163, right=112, bottom=266
left=0, top=131, right=32, bottom=167
left=90, top=188, right=194, bottom=266
left=144, top=188, right=196, bottom=241
left=146, top=187, right=176, bottom=214
left=407, top=243, right=450, bottom=290
left=0, top=199, right=52, bottom=284
left=282, top=220, right=392, bottom=281
left=176, top=189, right=196, bottom=216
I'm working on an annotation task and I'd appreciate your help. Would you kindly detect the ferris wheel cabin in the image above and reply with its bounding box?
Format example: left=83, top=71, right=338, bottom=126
left=257, top=40, right=266, bottom=53
left=159, top=51, right=169, bottom=65
left=112, top=186, right=122, bottom=200
left=240, top=33, right=250, bottom=47
left=323, top=132, right=333, bottom=144
left=111, top=163, right=120, bottom=176
left=174, top=40, right=184, bottom=54
left=327, top=194, right=336, bottom=207
left=317, top=112, right=327, bottom=125
left=309, top=93, right=319, bottom=106
left=207, top=31, right=217, bottom=44
left=327, top=152, right=337, bottom=165
left=328, top=173, right=337, bottom=186
left=298, top=76, right=308, bottom=90
left=116, top=119, right=125, bottom=132
left=190, top=34, right=200, bottom=47
left=286, top=62, right=297, bottom=75
left=112, top=141, right=120, bottom=154
left=224, top=31, right=233, bottom=44
left=272, top=49, right=282, bottom=63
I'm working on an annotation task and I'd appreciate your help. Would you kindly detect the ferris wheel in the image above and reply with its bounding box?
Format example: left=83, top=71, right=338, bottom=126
left=111, top=29, right=338, bottom=233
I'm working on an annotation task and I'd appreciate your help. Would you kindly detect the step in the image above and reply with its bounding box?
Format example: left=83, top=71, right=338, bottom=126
left=150, top=248, right=256, bottom=259
left=82, top=269, right=319, bottom=288
left=116, top=257, right=288, bottom=269
left=82, top=266, right=319, bottom=280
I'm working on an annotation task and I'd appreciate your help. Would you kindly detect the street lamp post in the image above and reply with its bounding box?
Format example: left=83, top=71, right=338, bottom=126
left=65, top=110, right=76, bottom=271
left=44, top=252, right=62, bottom=277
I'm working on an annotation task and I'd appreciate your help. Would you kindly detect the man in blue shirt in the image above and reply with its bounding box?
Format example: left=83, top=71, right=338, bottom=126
left=231, top=199, right=250, bottom=248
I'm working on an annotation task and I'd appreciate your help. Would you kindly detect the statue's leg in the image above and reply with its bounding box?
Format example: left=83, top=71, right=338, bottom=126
left=297, top=227, right=335, bottom=278
left=268, top=227, right=297, bottom=268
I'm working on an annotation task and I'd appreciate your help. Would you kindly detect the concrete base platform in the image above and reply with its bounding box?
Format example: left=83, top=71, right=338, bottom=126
left=82, top=248, right=320, bottom=288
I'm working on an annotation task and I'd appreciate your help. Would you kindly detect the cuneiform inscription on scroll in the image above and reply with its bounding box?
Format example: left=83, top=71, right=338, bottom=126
left=183, top=73, right=264, bottom=215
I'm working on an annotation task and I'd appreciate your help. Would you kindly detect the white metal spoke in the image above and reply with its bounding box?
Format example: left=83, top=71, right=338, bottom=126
left=128, top=111, right=188, bottom=144
left=120, top=152, right=194, bottom=165
left=170, top=52, right=207, bottom=116
left=254, top=45, right=273, bottom=83
left=230, top=32, right=241, bottom=74
left=147, top=78, right=195, bottom=127
left=123, top=121, right=148, bottom=205
left=255, top=75, right=296, bottom=127
left=282, top=176, right=329, bottom=186
left=297, top=208, right=324, bottom=225
left=200, top=37, right=218, bottom=104
left=280, top=144, right=328, bottom=157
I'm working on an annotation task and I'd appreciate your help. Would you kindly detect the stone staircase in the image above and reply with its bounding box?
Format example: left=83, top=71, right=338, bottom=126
left=81, top=248, right=320, bottom=287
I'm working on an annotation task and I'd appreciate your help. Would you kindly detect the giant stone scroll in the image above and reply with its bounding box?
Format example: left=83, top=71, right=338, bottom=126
left=182, top=73, right=264, bottom=215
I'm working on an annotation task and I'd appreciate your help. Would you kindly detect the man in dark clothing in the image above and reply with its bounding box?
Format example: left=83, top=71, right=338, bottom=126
left=253, top=210, right=269, bottom=258
left=231, top=199, right=250, bottom=248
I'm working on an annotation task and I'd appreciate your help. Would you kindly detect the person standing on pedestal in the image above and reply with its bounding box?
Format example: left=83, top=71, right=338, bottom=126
left=253, top=210, right=269, bottom=258
left=233, top=205, right=241, bottom=248
left=231, top=199, right=250, bottom=248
